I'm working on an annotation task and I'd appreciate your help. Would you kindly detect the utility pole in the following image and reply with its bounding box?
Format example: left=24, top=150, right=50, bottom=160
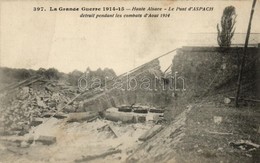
left=235, top=0, right=257, bottom=107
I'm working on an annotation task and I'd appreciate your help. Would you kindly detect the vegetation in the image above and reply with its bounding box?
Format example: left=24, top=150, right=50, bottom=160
left=217, top=6, right=237, bottom=47
left=0, top=67, right=117, bottom=88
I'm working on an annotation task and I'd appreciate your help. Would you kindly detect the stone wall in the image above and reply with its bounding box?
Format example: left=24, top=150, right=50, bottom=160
left=171, top=46, right=260, bottom=99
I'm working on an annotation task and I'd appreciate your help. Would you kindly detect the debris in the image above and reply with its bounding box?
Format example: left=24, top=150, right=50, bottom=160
left=245, top=154, right=252, bottom=158
left=132, top=105, right=149, bottom=114
left=118, top=105, right=132, bottom=112
left=30, top=117, right=44, bottom=127
left=224, top=97, right=231, bottom=104
left=36, top=97, right=47, bottom=108
left=17, top=87, right=30, bottom=100
left=0, top=79, right=77, bottom=134
left=7, top=146, right=27, bottom=155
left=197, top=149, right=203, bottom=153
left=20, top=141, right=30, bottom=148
left=153, top=115, right=160, bottom=122
left=63, top=105, right=76, bottom=113
left=217, top=147, right=224, bottom=152
left=0, top=136, right=26, bottom=143
left=138, top=125, right=163, bottom=141
left=35, top=135, right=56, bottom=145
left=248, top=148, right=257, bottom=152
left=74, top=148, right=122, bottom=163
left=134, top=116, right=146, bottom=123
left=45, top=86, right=55, bottom=92
left=53, top=112, right=68, bottom=119
left=229, top=140, right=260, bottom=150
left=66, top=112, right=99, bottom=123
left=0, top=76, right=41, bottom=93
left=87, top=115, right=99, bottom=122
left=59, top=93, right=83, bottom=112
left=206, top=130, right=233, bottom=135
left=103, top=111, right=135, bottom=123
left=24, top=78, right=43, bottom=87
left=27, top=136, right=34, bottom=144
left=213, top=116, right=222, bottom=124
left=42, top=112, right=68, bottom=119
left=169, top=126, right=182, bottom=138
left=149, top=107, right=164, bottom=113
left=97, top=124, right=118, bottom=138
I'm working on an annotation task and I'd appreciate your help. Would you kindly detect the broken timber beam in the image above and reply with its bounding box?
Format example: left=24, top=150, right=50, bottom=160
left=74, top=149, right=122, bottom=162
left=138, top=125, right=163, bottom=141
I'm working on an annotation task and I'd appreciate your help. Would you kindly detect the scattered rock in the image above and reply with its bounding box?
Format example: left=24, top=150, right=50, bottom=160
left=20, top=141, right=30, bottom=148
left=245, top=153, right=252, bottom=158
left=224, top=98, right=231, bottom=104
left=134, top=116, right=146, bottom=123
left=63, top=105, right=76, bottom=113
left=36, top=97, right=47, bottom=108
left=36, top=135, right=56, bottom=145
left=0, top=80, right=76, bottom=134
left=26, top=136, right=34, bottom=144
left=217, top=147, right=224, bottom=152
left=31, top=118, right=44, bottom=127
left=213, top=116, right=222, bottom=124
left=197, top=149, right=203, bottom=153
left=153, top=115, right=160, bottom=122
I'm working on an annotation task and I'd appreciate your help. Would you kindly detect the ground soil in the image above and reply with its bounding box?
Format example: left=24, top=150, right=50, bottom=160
left=0, top=94, right=259, bottom=163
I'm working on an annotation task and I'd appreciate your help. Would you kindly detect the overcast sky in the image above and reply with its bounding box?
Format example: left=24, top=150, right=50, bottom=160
left=1, top=0, right=260, bottom=75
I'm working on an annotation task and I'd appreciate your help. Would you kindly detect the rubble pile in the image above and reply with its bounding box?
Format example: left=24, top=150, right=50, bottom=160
left=0, top=80, right=78, bottom=135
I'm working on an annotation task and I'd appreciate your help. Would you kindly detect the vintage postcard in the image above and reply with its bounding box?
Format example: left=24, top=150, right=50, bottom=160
left=0, top=0, right=259, bottom=163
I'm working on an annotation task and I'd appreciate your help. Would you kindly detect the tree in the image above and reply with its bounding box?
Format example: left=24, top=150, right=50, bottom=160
left=217, top=6, right=237, bottom=47
left=68, top=70, right=84, bottom=86
left=45, top=68, right=60, bottom=80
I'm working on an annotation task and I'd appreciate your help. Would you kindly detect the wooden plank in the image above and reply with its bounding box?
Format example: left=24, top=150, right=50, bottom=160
left=0, top=76, right=39, bottom=92
left=138, top=125, right=163, bottom=141
left=75, top=149, right=122, bottom=162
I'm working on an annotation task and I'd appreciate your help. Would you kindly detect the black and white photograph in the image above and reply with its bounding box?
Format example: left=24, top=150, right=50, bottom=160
left=0, top=0, right=259, bottom=162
